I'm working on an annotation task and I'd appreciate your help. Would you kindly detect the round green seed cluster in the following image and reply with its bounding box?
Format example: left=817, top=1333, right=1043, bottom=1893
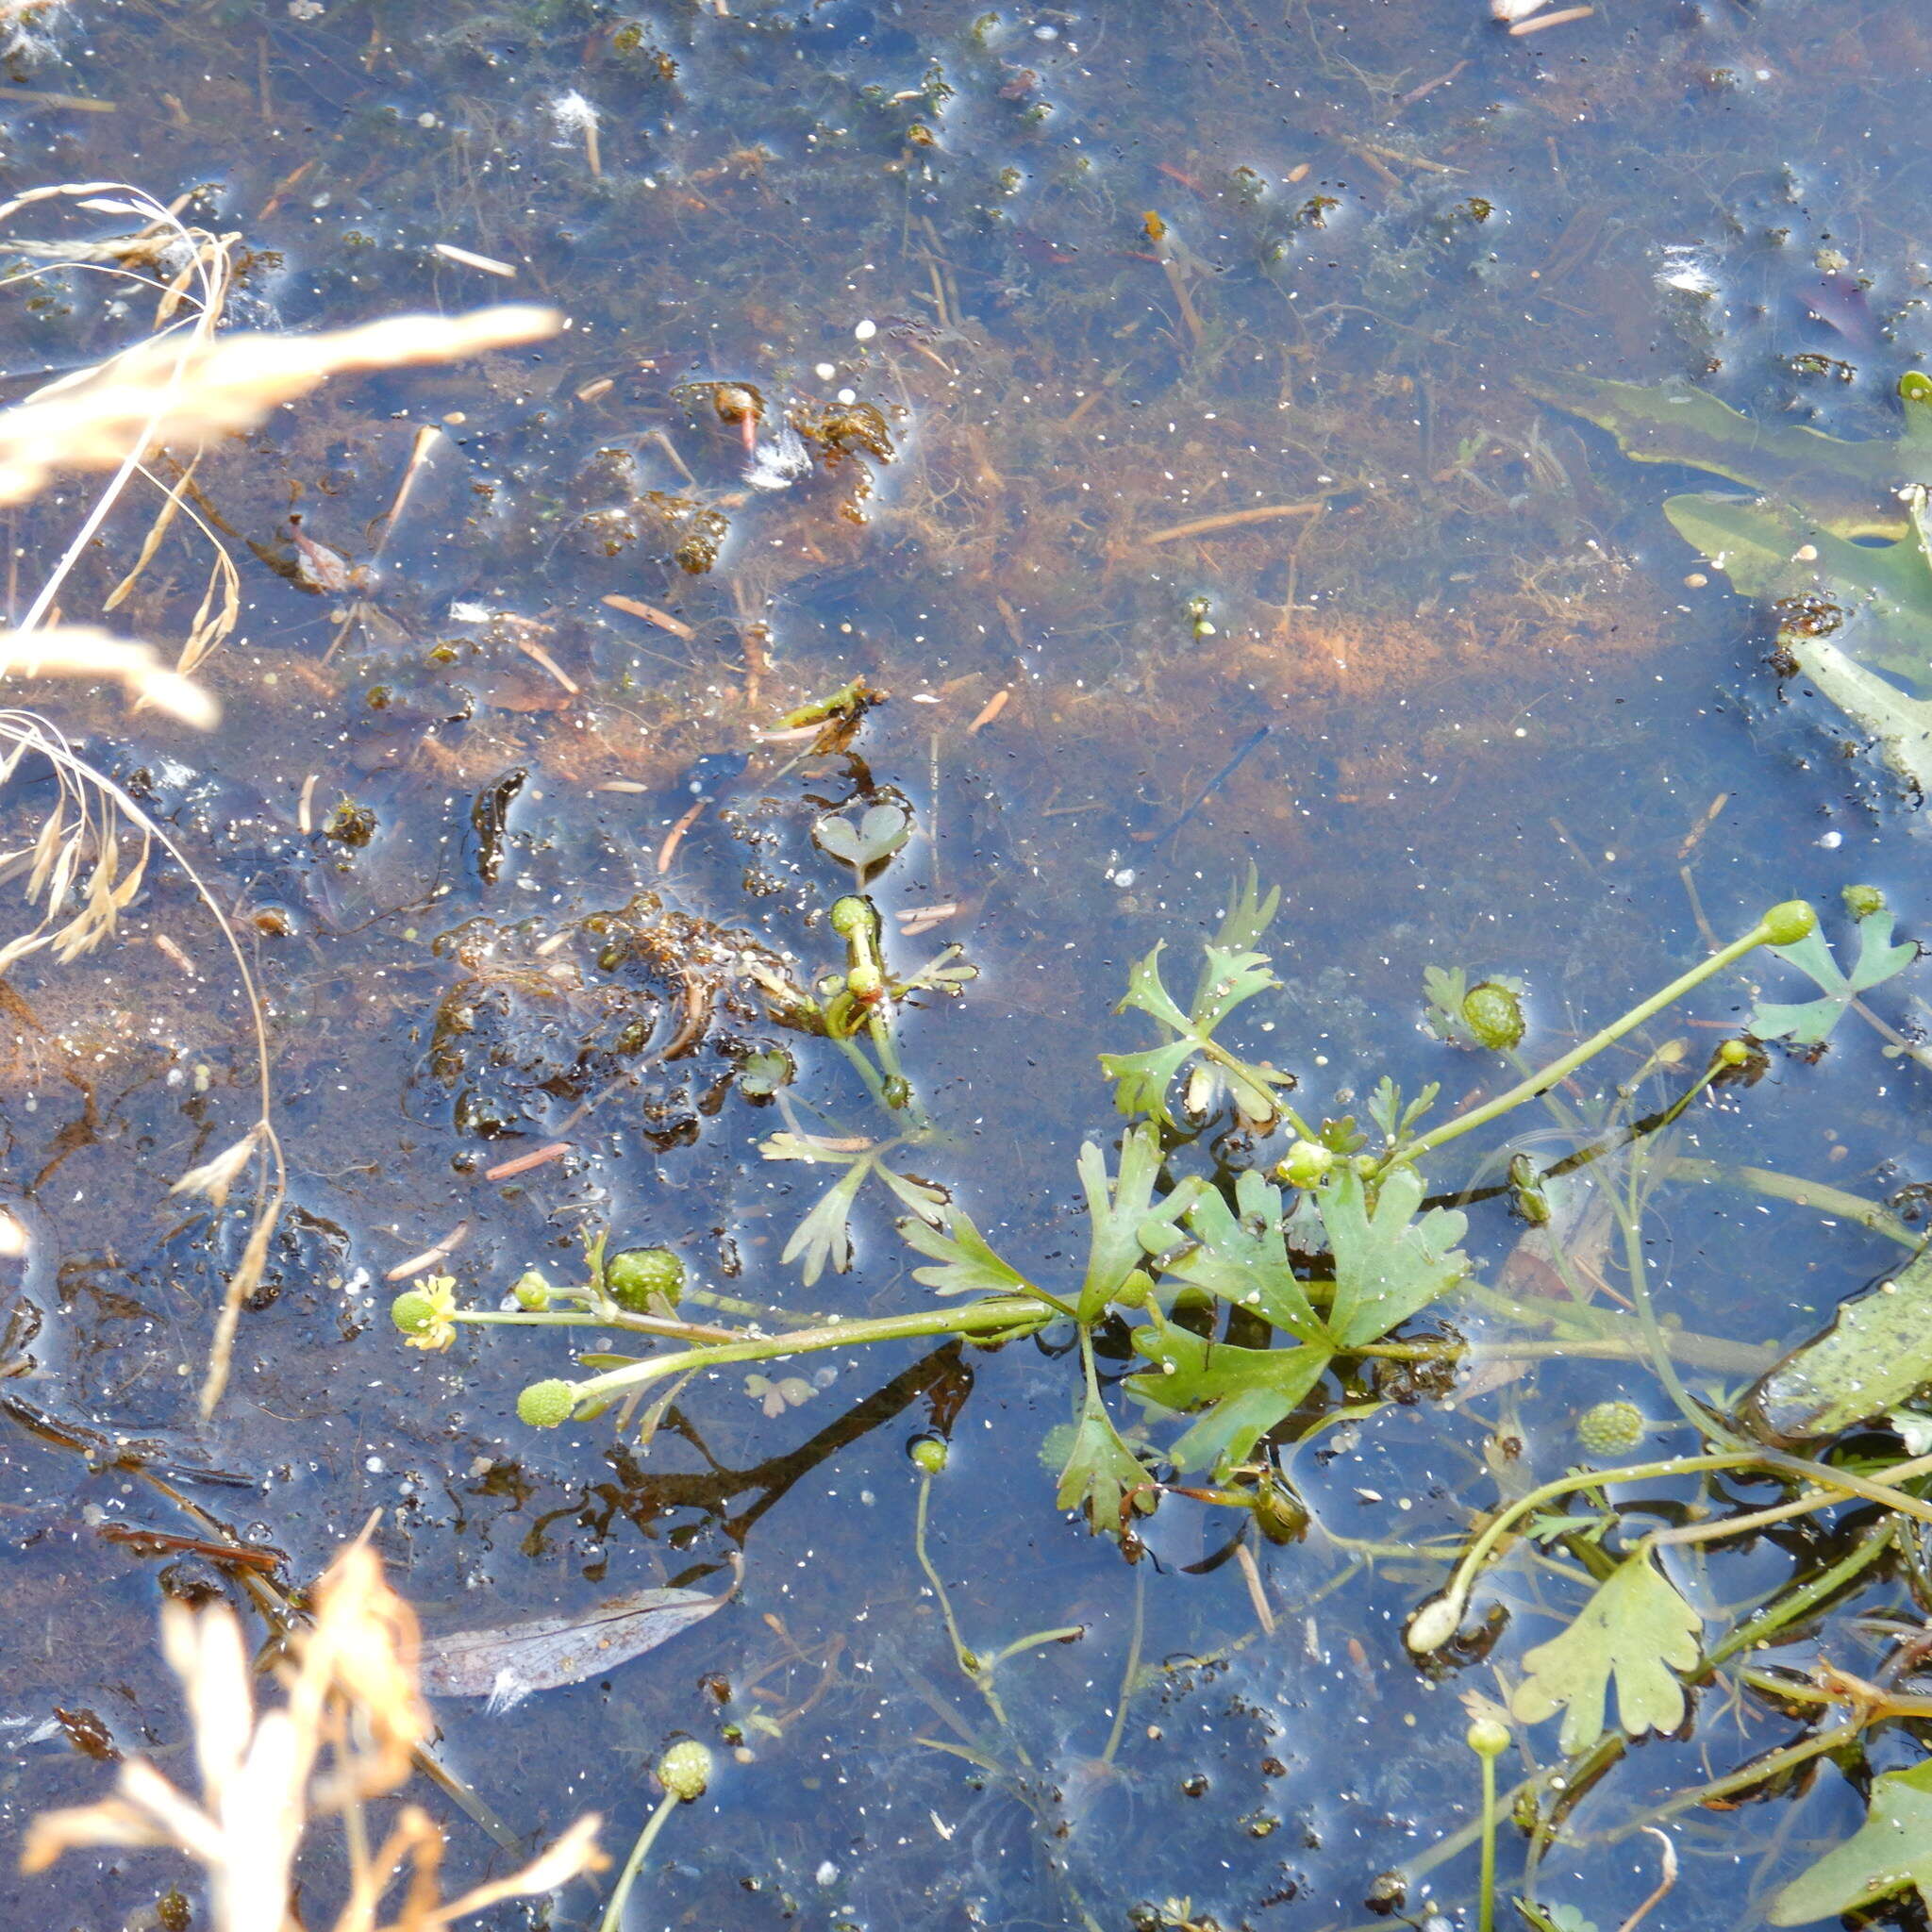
left=391, top=1289, right=436, bottom=1335
left=516, top=1379, right=576, bottom=1428
left=657, top=1739, right=713, bottom=1802
left=1575, top=1399, right=1646, bottom=1457
left=1462, top=980, right=1524, bottom=1053
left=606, top=1245, right=685, bottom=1311
left=908, top=1434, right=949, bottom=1475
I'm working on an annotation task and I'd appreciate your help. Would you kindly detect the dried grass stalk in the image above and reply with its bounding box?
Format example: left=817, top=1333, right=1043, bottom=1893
left=0, top=623, right=217, bottom=724
left=22, top=1541, right=603, bottom=1932
left=0, top=305, right=560, bottom=506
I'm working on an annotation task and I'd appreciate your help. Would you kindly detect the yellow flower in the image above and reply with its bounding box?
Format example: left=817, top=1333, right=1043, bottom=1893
left=391, top=1275, right=459, bottom=1351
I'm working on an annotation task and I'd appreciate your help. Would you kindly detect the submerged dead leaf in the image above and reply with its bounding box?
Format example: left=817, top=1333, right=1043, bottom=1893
left=419, top=1561, right=739, bottom=1711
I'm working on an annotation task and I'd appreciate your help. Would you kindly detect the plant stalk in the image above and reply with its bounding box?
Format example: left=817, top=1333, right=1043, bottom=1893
left=1387, top=917, right=1777, bottom=1171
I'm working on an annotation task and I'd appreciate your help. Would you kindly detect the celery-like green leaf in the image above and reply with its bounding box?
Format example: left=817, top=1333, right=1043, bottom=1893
left=1319, top=1166, right=1470, bottom=1347
left=1054, top=1344, right=1150, bottom=1534
left=779, top=1156, right=874, bottom=1286
left=1077, top=1124, right=1172, bottom=1321
left=1159, top=1168, right=1323, bottom=1341
left=1128, top=1324, right=1330, bottom=1474
left=899, top=1206, right=1035, bottom=1298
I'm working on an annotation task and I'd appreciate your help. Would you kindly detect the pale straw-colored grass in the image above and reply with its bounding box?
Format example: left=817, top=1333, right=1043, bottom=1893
left=0, top=185, right=561, bottom=1411
left=23, top=1539, right=603, bottom=1932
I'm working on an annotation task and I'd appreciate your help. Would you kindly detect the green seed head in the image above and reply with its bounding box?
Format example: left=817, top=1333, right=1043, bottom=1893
left=511, top=1268, right=553, bottom=1311
left=605, top=1245, right=685, bottom=1312
left=1575, top=1399, right=1646, bottom=1457
left=1843, top=883, right=1887, bottom=921
left=829, top=894, right=876, bottom=938
left=845, top=961, right=884, bottom=1000
left=1903, top=371, right=1932, bottom=404
left=1466, top=1715, right=1510, bottom=1758
left=1276, top=1139, right=1336, bottom=1190
left=1760, top=899, right=1818, bottom=948
left=516, top=1379, right=577, bottom=1428
left=908, top=1434, right=949, bottom=1475
left=657, top=1739, right=713, bottom=1802
left=391, top=1290, right=436, bottom=1335
left=1716, top=1039, right=1752, bottom=1068
left=1462, top=980, right=1524, bottom=1052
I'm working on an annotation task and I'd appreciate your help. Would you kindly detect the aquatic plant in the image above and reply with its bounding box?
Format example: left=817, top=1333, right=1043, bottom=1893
left=404, top=799, right=1886, bottom=1564
left=1523, top=366, right=1932, bottom=794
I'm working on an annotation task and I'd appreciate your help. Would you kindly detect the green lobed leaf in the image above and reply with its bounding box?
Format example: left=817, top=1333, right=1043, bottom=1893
left=1127, top=1323, right=1331, bottom=1475
left=779, top=1155, right=874, bottom=1286
left=1767, top=1758, right=1932, bottom=1924
left=1054, top=1352, right=1151, bottom=1535
left=1422, top=965, right=1474, bottom=1045
left=1101, top=875, right=1290, bottom=1128
left=1157, top=1168, right=1324, bottom=1341
left=1318, top=1165, right=1471, bottom=1348
left=1509, top=1552, right=1702, bottom=1757
left=1077, top=1124, right=1176, bottom=1321
left=899, top=1206, right=1036, bottom=1298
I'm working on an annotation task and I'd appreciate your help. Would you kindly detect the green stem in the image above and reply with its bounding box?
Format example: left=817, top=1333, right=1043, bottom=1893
left=1616, top=1152, right=1746, bottom=1448
left=1703, top=1519, right=1894, bottom=1669
left=1662, top=1158, right=1918, bottom=1248
left=1643, top=1720, right=1863, bottom=1824
left=563, top=1299, right=1052, bottom=1410
left=1421, top=1447, right=1932, bottom=1649
left=1387, top=917, right=1778, bottom=1171
left=832, top=1032, right=891, bottom=1111
left=1477, top=1748, right=1499, bottom=1932
left=454, top=1307, right=741, bottom=1345
left=599, top=1790, right=680, bottom=1932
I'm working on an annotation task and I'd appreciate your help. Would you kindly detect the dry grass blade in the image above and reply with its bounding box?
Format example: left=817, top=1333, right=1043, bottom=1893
left=0, top=305, right=561, bottom=507
left=0, top=709, right=285, bottom=1411
left=22, top=1541, right=603, bottom=1932
left=0, top=625, right=217, bottom=724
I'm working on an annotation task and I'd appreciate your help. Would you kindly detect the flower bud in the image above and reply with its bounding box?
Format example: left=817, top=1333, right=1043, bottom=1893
left=1760, top=899, right=1818, bottom=947
left=511, top=1268, right=553, bottom=1311
left=1405, top=1593, right=1464, bottom=1655
left=1276, top=1139, right=1335, bottom=1190
left=1466, top=1715, right=1510, bottom=1758
left=829, top=894, right=877, bottom=939
left=908, top=1434, right=949, bottom=1474
left=1716, top=1039, right=1751, bottom=1068
left=1843, top=883, right=1887, bottom=921
left=846, top=961, right=884, bottom=1000
left=516, top=1379, right=577, bottom=1428
left=657, top=1739, right=713, bottom=1802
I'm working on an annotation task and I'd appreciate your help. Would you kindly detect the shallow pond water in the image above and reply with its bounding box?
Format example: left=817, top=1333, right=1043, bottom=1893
left=5, top=3, right=1932, bottom=1929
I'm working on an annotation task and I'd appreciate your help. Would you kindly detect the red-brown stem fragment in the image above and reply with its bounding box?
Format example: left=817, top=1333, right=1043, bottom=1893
left=483, top=1142, right=573, bottom=1182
